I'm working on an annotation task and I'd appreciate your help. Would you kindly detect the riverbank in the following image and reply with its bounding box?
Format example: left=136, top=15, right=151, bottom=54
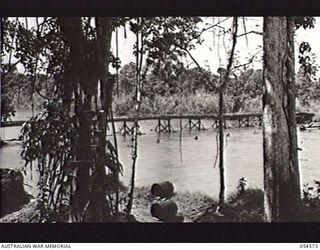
left=0, top=186, right=263, bottom=223
left=2, top=185, right=320, bottom=223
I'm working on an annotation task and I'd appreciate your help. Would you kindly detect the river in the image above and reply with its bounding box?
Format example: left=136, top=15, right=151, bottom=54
left=1, top=111, right=320, bottom=199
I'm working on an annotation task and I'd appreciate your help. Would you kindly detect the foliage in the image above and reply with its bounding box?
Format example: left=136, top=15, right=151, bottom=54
left=20, top=102, right=74, bottom=220
left=1, top=89, right=16, bottom=121
left=1, top=17, right=68, bottom=120
left=1, top=66, right=16, bottom=121
left=117, top=62, right=136, bottom=96
left=114, top=62, right=264, bottom=115
left=2, top=71, right=55, bottom=112
left=144, top=62, right=213, bottom=98
left=296, top=74, right=320, bottom=108
left=295, top=18, right=320, bottom=109
left=294, top=17, right=316, bottom=30
left=226, top=69, right=263, bottom=113
left=2, top=17, right=129, bottom=221
left=227, top=188, right=264, bottom=222
left=129, top=17, right=203, bottom=72
left=19, top=101, right=124, bottom=221
left=300, top=181, right=320, bottom=221
left=298, top=42, right=318, bottom=78
left=114, top=90, right=263, bottom=116
left=296, top=42, right=320, bottom=108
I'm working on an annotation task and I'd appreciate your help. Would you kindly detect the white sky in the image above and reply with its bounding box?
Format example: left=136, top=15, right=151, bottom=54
left=7, top=17, right=320, bottom=76
left=111, top=17, right=320, bottom=75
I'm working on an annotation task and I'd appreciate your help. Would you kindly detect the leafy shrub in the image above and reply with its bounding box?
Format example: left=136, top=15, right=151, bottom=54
left=20, top=101, right=74, bottom=217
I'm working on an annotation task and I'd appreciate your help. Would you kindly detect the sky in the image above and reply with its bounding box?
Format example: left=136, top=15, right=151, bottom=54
left=111, top=17, right=320, bottom=75
left=6, top=17, right=320, bottom=76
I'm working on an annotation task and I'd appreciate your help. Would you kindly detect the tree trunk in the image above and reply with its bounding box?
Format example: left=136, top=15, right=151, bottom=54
left=95, top=17, right=119, bottom=216
left=58, top=18, right=91, bottom=221
left=218, top=89, right=225, bottom=205
left=96, top=17, right=113, bottom=112
left=263, top=17, right=301, bottom=222
left=59, top=17, right=114, bottom=222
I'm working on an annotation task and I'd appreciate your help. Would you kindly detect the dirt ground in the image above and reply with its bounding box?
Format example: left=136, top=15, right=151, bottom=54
left=0, top=186, right=218, bottom=223
left=131, top=187, right=217, bottom=222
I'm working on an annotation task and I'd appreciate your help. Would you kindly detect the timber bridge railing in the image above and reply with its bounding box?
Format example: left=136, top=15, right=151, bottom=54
left=0, top=112, right=314, bottom=135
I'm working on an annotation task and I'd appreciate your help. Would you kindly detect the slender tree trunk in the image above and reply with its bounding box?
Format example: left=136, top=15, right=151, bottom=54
left=263, top=17, right=301, bottom=222
left=218, top=89, right=225, bottom=205
left=217, top=17, right=238, bottom=206
left=127, top=19, right=143, bottom=214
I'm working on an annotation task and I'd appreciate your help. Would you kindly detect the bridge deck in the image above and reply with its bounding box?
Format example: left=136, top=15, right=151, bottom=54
left=0, top=112, right=314, bottom=128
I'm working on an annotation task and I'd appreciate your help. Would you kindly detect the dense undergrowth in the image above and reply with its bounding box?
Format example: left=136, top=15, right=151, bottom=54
left=113, top=91, right=262, bottom=116
left=114, top=92, right=320, bottom=116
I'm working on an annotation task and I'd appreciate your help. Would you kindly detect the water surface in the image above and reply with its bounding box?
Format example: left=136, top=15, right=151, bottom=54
left=1, top=112, right=319, bottom=199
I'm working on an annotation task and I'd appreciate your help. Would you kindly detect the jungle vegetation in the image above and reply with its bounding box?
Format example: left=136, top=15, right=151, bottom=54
left=1, top=16, right=320, bottom=222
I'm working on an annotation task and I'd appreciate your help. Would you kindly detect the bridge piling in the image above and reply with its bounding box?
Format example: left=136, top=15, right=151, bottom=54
left=212, top=118, right=218, bottom=128
left=119, top=121, right=133, bottom=135
left=155, top=119, right=165, bottom=133
left=155, top=119, right=174, bottom=133
left=246, top=117, right=250, bottom=127
left=184, top=118, right=206, bottom=131
left=167, top=119, right=172, bottom=133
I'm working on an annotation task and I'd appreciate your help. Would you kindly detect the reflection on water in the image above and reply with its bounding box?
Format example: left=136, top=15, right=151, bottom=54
left=1, top=114, right=320, bottom=199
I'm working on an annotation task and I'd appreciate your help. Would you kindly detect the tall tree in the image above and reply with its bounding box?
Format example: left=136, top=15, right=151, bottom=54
left=262, top=17, right=301, bottom=222
left=217, top=17, right=238, bottom=206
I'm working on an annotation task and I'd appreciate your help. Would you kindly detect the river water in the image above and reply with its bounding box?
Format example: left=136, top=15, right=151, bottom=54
left=1, top=111, right=320, bottom=199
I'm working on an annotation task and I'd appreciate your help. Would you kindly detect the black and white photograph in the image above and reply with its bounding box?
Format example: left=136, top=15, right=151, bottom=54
left=1, top=15, right=320, bottom=229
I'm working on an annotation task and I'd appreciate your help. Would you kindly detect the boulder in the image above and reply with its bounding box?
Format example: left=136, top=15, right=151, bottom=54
left=0, top=168, right=31, bottom=217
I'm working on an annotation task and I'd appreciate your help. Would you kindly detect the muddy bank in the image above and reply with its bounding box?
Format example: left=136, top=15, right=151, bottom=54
left=131, top=187, right=217, bottom=222
left=0, top=186, right=217, bottom=223
left=0, top=200, right=39, bottom=223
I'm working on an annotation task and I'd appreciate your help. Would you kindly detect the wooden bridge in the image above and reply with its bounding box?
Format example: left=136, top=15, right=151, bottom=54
left=1, top=112, right=314, bottom=135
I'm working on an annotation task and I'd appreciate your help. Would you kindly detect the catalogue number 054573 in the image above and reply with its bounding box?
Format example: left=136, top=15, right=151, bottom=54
left=300, top=244, right=319, bottom=249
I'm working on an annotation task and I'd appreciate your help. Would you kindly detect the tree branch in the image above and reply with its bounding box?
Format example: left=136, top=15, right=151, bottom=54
left=231, top=49, right=262, bottom=71
left=199, top=17, right=231, bottom=37
left=221, top=17, right=238, bottom=90
left=182, top=47, right=218, bottom=91
left=237, top=30, right=263, bottom=38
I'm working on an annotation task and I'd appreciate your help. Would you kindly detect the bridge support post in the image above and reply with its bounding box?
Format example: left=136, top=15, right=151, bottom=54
left=212, top=118, right=218, bottom=128
left=167, top=119, right=172, bottom=133
left=258, top=116, right=262, bottom=127
left=197, top=119, right=206, bottom=131
left=155, top=119, right=174, bottom=133
left=246, top=117, right=250, bottom=127
left=164, top=119, right=175, bottom=133
left=119, top=121, right=133, bottom=135
left=184, top=118, right=206, bottom=131
left=155, top=119, right=166, bottom=133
